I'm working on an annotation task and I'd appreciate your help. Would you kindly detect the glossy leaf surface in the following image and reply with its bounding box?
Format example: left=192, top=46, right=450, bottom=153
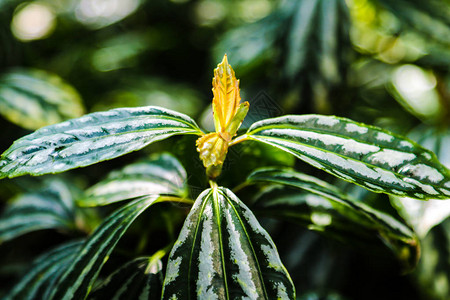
left=89, top=257, right=163, bottom=300
left=247, top=168, right=419, bottom=270
left=0, top=179, right=76, bottom=243
left=246, top=114, right=450, bottom=199
left=78, top=152, right=188, bottom=207
left=0, top=106, right=202, bottom=179
left=0, top=69, right=84, bottom=130
left=5, top=240, right=83, bottom=300
left=49, top=196, right=158, bottom=300
left=162, top=187, right=295, bottom=299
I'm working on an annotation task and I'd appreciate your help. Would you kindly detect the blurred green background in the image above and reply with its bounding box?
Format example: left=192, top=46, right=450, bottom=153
left=0, top=0, right=449, bottom=299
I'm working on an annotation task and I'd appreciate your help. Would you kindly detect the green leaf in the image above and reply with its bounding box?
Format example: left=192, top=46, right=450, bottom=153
left=162, top=187, right=295, bottom=299
left=0, top=179, right=76, bottom=243
left=5, top=240, right=83, bottom=300
left=89, top=256, right=163, bottom=300
left=78, top=152, right=188, bottom=207
left=246, top=167, right=419, bottom=270
left=246, top=114, right=450, bottom=199
left=0, top=106, right=202, bottom=179
left=0, top=69, right=85, bottom=130
left=48, top=196, right=159, bottom=300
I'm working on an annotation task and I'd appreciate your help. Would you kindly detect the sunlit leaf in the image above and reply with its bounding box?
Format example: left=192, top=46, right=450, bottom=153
left=162, top=187, right=295, bottom=299
left=89, top=256, right=163, bottom=300
left=78, top=152, right=188, bottom=207
left=5, top=240, right=83, bottom=300
left=247, top=167, right=419, bottom=270
left=0, top=69, right=84, bottom=130
left=0, top=106, right=203, bottom=179
left=0, top=179, right=76, bottom=243
left=246, top=114, right=450, bottom=199
left=48, top=196, right=159, bottom=300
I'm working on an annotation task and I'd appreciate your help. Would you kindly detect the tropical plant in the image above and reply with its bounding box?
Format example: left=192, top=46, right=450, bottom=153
left=0, top=55, right=449, bottom=299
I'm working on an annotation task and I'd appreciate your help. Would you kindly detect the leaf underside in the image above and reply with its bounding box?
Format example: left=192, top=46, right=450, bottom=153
left=247, top=114, right=450, bottom=199
left=48, top=196, right=158, bottom=300
left=162, top=187, right=295, bottom=300
left=78, top=152, right=188, bottom=207
left=0, top=106, right=202, bottom=179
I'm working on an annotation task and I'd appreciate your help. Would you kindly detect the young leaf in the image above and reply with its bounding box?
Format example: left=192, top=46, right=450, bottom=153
left=0, top=69, right=85, bottom=130
left=246, top=168, right=419, bottom=270
left=246, top=115, right=450, bottom=199
left=78, top=152, right=188, bottom=207
left=0, top=106, right=202, bottom=179
left=48, top=196, right=159, bottom=300
left=5, top=240, right=83, bottom=300
left=0, top=179, right=76, bottom=243
left=162, top=187, right=295, bottom=299
left=89, top=257, right=163, bottom=300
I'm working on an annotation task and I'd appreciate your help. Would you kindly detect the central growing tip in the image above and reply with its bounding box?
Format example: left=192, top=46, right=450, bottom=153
left=196, top=54, right=249, bottom=180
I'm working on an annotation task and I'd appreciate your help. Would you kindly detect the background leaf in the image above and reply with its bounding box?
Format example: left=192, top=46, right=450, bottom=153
left=78, top=152, right=188, bottom=207
left=162, top=187, right=295, bottom=299
left=0, top=69, right=85, bottom=130
left=89, top=256, right=163, bottom=300
left=0, top=106, right=202, bottom=179
left=246, top=114, right=450, bottom=199
left=49, top=196, right=158, bottom=300
left=246, top=167, right=419, bottom=270
left=0, top=178, right=77, bottom=243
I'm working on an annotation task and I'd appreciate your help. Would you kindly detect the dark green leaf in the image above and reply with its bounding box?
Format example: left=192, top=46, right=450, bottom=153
left=0, top=69, right=85, bottom=130
left=78, top=152, right=188, bottom=207
left=5, top=240, right=83, bottom=300
left=246, top=114, right=450, bottom=199
left=162, top=187, right=295, bottom=299
left=247, top=168, right=419, bottom=270
left=0, top=106, right=202, bottom=179
left=48, top=196, right=159, bottom=300
left=89, top=256, right=163, bottom=300
left=0, top=179, right=76, bottom=243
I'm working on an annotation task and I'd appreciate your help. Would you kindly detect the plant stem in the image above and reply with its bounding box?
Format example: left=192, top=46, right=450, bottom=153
left=228, top=134, right=249, bottom=147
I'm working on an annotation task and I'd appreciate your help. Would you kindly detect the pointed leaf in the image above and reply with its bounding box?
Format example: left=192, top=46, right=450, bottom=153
left=48, top=196, right=159, bottom=300
left=0, top=69, right=85, bottom=130
left=78, top=152, right=188, bottom=207
left=0, top=179, right=76, bottom=243
left=247, top=168, right=419, bottom=270
left=162, top=187, right=295, bottom=299
left=5, top=240, right=83, bottom=300
left=246, top=115, right=450, bottom=199
left=89, top=256, right=163, bottom=300
left=0, top=106, right=202, bottom=179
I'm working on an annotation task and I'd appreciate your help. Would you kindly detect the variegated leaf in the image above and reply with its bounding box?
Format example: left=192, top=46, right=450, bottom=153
left=78, top=152, right=188, bottom=207
left=0, top=69, right=85, bottom=130
left=162, top=187, right=295, bottom=300
left=0, top=106, right=202, bottom=179
left=5, top=240, right=83, bottom=300
left=89, top=256, right=163, bottom=300
left=48, top=196, right=159, bottom=300
left=0, top=179, right=76, bottom=243
left=246, top=115, right=450, bottom=199
left=247, top=168, right=419, bottom=270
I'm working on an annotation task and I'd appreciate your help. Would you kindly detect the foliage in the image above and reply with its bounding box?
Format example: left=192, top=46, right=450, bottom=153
left=0, top=0, right=449, bottom=299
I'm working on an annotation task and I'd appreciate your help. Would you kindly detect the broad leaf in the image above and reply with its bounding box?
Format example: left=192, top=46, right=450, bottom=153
left=0, top=179, right=76, bottom=243
left=78, top=152, right=188, bottom=207
left=247, top=168, right=419, bottom=270
left=246, top=115, right=450, bottom=199
left=0, top=69, right=84, bottom=130
left=5, top=240, right=83, bottom=300
left=89, top=256, right=163, bottom=300
left=0, top=106, right=202, bottom=179
left=162, top=187, right=295, bottom=299
left=48, top=196, right=159, bottom=300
